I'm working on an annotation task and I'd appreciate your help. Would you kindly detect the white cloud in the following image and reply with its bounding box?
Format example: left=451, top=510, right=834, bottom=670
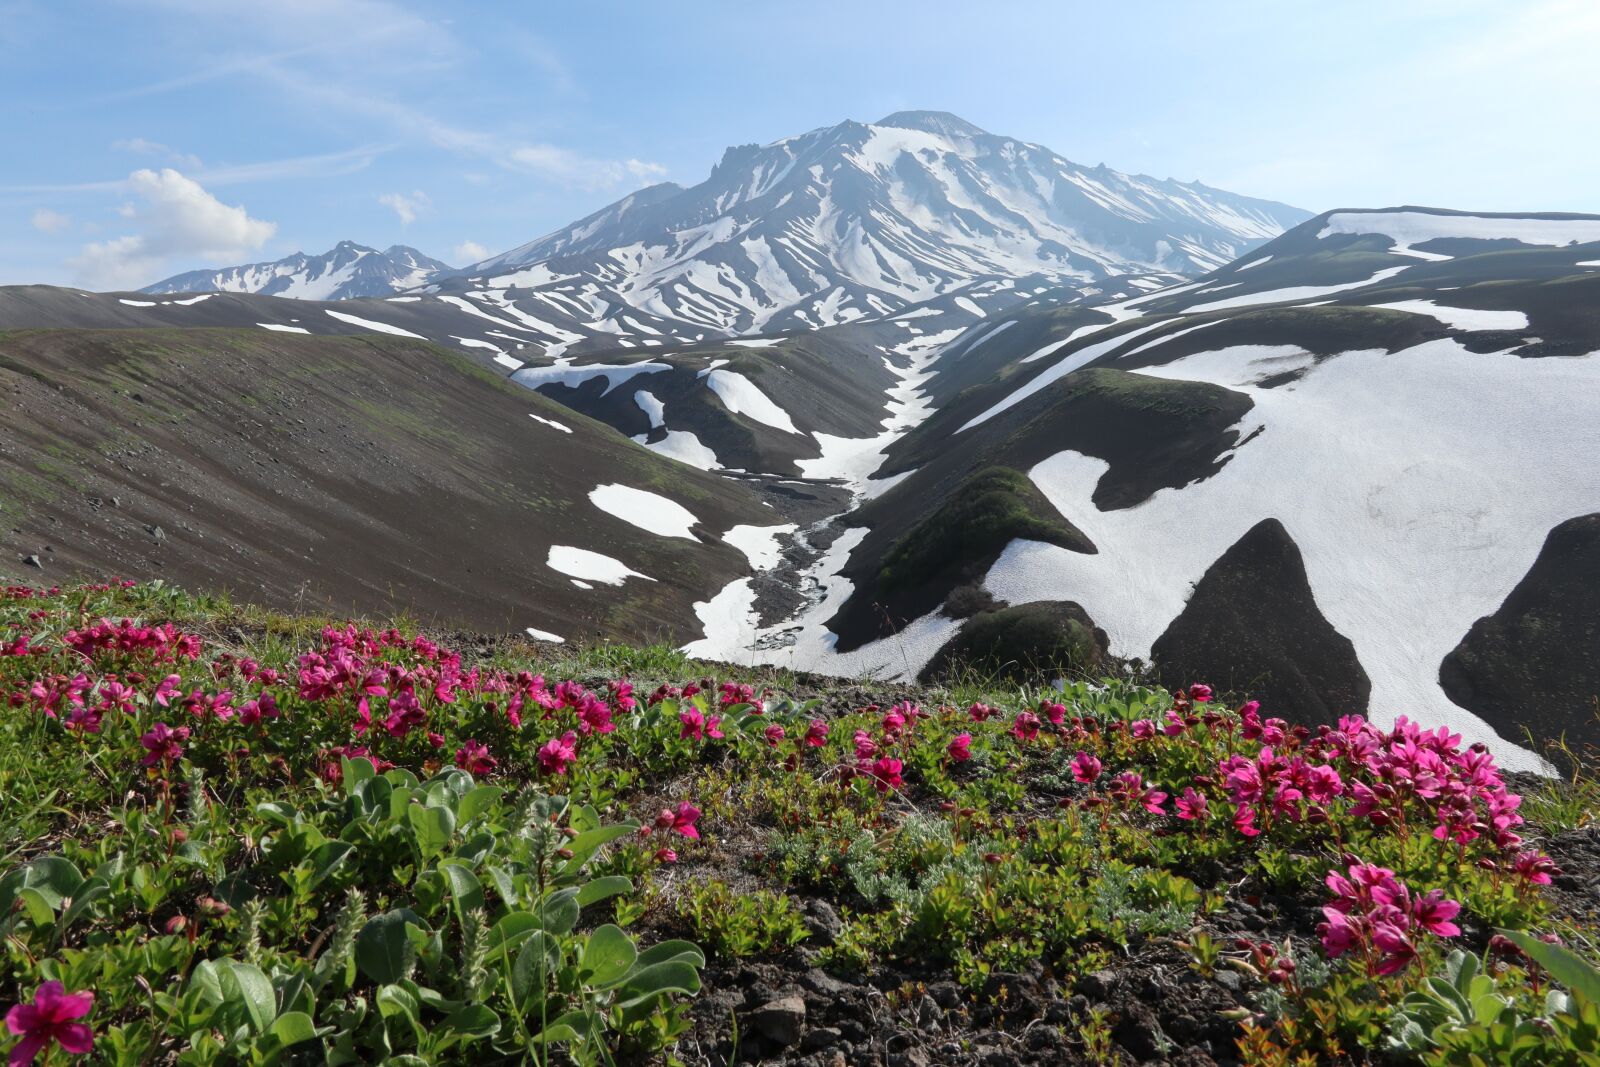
left=378, top=189, right=429, bottom=225
left=452, top=240, right=489, bottom=265
left=68, top=168, right=275, bottom=290
left=30, top=208, right=71, bottom=233
left=507, top=144, right=668, bottom=191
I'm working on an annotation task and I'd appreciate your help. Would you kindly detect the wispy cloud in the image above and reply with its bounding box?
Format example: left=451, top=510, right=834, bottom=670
left=30, top=208, right=71, bottom=233
left=0, top=144, right=390, bottom=203
left=130, top=0, right=667, bottom=195
left=378, top=189, right=429, bottom=225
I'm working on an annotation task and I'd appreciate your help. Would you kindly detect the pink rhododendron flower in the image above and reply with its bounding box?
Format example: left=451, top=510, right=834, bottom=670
left=63, top=705, right=103, bottom=734
left=764, top=724, right=786, bottom=747
left=537, top=730, right=578, bottom=775
left=138, top=722, right=189, bottom=768
left=1175, top=787, right=1208, bottom=820
left=1041, top=702, right=1066, bottom=726
left=853, top=729, right=879, bottom=760
left=654, top=848, right=677, bottom=864
left=1070, top=751, right=1102, bottom=784
left=1130, top=719, right=1156, bottom=740
left=151, top=675, right=180, bottom=710
left=967, top=702, right=997, bottom=722
left=679, top=707, right=709, bottom=740
left=1011, top=711, right=1041, bottom=742
left=1513, top=851, right=1559, bottom=885
left=454, top=739, right=497, bottom=775
left=867, top=757, right=903, bottom=793
left=5, top=981, right=94, bottom=1064
left=670, top=802, right=701, bottom=839
left=803, top=719, right=829, bottom=747
left=1188, top=683, right=1213, bottom=703
left=947, top=732, right=972, bottom=763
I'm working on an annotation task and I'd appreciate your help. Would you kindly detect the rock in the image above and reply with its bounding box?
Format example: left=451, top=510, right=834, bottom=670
left=1214, top=970, right=1242, bottom=992
left=146, top=524, right=166, bottom=542
left=110, top=496, right=121, bottom=508
left=748, top=995, right=807, bottom=1047
left=1079, top=968, right=1117, bottom=1000
left=801, top=1026, right=842, bottom=1053
left=889, top=1047, right=931, bottom=1067
left=802, top=898, right=843, bottom=944
left=928, top=981, right=962, bottom=1009
left=913, top=994, right=941, bottom=1028
left=835, top=1016, right=868, bottom=1043
left=802, top=967, right=854, bottom=998
left=21, top=554, right=42, bottom=568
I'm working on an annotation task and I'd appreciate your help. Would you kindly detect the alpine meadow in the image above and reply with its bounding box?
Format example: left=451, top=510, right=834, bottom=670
left=4, top=4, right=1600, bottom=1065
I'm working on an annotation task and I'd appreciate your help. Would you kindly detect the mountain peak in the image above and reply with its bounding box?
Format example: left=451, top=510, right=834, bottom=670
left=873, top=110, right=989, bottom=139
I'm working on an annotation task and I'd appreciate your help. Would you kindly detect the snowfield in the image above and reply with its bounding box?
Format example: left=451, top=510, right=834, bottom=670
left=1319, top=210, right=1600, bottom=256
left=587, top=483, right=700, bottom=540
left=978, top=339, right=1600, bottom=769
left=703, top=369, right=799, bottom=434
left=324, top=309, right=426, bottom=339
left=545, top=545, right=656, bottom=586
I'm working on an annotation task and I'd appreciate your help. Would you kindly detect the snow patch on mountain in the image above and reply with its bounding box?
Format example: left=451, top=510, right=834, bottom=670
left=144, top=242, right=450, bottom=301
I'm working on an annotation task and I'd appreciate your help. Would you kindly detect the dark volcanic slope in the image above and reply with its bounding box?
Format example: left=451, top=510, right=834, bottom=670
left=0, top=329, right=779, bottom=640
left=1441, top=514, right=1600, bottom=751
left=1150, top=519, right=1371, bottom=723
left=827, top=368, right=1252, bottom=650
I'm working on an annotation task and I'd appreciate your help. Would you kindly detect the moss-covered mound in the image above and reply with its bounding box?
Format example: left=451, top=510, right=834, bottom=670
left=878, top=466, right=1093, bottom=591
left=921, top=600, right=1108, bottom=683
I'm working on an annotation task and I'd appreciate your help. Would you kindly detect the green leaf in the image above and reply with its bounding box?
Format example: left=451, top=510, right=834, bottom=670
left=511, top=932, right=562, bottom=1003
left=408, top=804, right=456, bottom=857
left=341, top=756, right=376, bottom=793
left=0, top=867, right=25, bottom=916
left=357, top=909, right=422, bottom=985
left=528, top=1009, right=588, bottom=1046
left=438, top=861, right=485, bottom=924
left=575, top=875, right=632, bottom=908
left=486, top=911, right=541, bottom=956
left=266, top=1010, right=318, bottom=1048
left=581, top=924, right=636, bottom=988
left=308, top=841, right=355, bottom=889
left=537, top=887, right=580, bottom=935
left=457, top=785, right=504, bottom=825
left=563, top=823, right=637, bottom=863
left=18, top=856, right=83, bottom=910
left=58, top=876, right=109, bottom=934
left=441, top=1004, right=500, bottom=1041
left=17, top=888, right=57, bottom=928
left=485, top=865, right=518, bottom=909
left=1497, top=929, right=1600, bottom=1004
left=614, top=960, right=702, bottom=1008
left=219, top=960, right=277, bottom=1035
left=633, top=940, right=706, bottom=969
left=375, top=983, right=422, bottom=1046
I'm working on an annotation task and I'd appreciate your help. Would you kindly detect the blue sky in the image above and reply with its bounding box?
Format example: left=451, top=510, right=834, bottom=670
left=3, top=0, right=1598, bottom=289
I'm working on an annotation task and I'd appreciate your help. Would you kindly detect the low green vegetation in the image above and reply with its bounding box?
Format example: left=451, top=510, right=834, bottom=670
left=1, top=579, right=1598, bottom=1065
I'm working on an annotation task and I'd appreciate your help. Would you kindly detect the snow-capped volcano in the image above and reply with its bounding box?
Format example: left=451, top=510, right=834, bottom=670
left=431, top=110, right=1309, bottom=337
left=143, top=242, right=449, bottom=301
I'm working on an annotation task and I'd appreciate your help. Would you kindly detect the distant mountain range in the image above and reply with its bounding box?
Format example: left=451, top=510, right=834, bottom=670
left=143, top=241, right=449, bottom=301
left=138, top=111, right=1307, bottom=339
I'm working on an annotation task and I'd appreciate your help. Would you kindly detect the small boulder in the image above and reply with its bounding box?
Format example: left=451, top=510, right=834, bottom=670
left=748, top=995, right=807, bottom=1047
